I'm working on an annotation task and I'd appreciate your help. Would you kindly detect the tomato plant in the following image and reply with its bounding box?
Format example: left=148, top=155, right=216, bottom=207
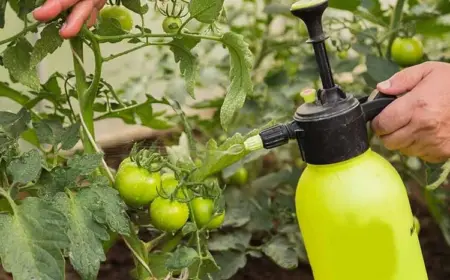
left=0, top=0, right=449, bottom=279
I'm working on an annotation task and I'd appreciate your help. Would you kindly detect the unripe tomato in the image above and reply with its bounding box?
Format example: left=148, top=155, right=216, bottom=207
left=229, top=167, right=248, bottom=186
left=391, top=37, right=424, bottom=67
left=149, top=197, right=189, bottom=232
left=158, top=172, right=188, bottom=199
left=337, top=50, right=348, bottom=59
left=115, top=158, right=161, bottom=207
left=191, top=197, right=225, bottom=229
left=162, top=16, right=182, bottom=34
left=99, top=6, right=134, bottom=31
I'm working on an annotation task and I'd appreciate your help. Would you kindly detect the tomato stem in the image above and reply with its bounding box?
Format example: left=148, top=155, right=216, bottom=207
left=102, top=42, right=168, bottom=62
left=386, top=0, right=407, bottom=59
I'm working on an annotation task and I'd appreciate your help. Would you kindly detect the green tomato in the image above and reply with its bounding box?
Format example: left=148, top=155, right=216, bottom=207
left=391, top=37, right=424, bottom=67
left=162, top=16, right=182, bottom=34
left=115, top=158, right=161, bottom=207
left=149, top=197, right=189, bottom=232
left=191, top=197, right=225, bottom=229
left=229, top=167, right=249, bottom=186
left=337, top=50, right=348, bottom=59
left=158, top=172, right=187, bottom=199
left=99, top=6, right=134, bottom=31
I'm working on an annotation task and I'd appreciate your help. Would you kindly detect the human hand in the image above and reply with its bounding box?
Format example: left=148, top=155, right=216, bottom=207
left=371, top=61, right=450, bottom=163
left=33, top=0, right=107, bottom=39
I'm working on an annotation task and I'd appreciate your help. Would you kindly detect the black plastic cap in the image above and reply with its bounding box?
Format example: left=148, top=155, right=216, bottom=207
left=260, top=124, right=295, bottom=149
left=290, top=0, right=328, bottom=42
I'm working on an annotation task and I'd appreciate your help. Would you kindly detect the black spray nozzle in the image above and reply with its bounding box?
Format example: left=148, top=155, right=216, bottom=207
left=290, top=0, right=342, bottom=104
left=244, top=122, right=302, bottom=152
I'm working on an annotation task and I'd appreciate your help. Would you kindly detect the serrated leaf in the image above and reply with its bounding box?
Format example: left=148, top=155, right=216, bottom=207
left=169, top=38, right=200, bottom=98
left=188, top=250, right=220, bottom=278
left=0, top=197, right=69, bottom=280
left=30, top=22, right=63, bottom=67
left=7, top=149, right=41, bottom=184
left=53, top=192, right=110, bottom=280
left=222, top=187, right=251, bottom=228
left=121, top=0, right=148, bottom=14
left=67, top=153, right=103, bottom=176
left=148, top=252, right=171, bottom=278
left=94, top=18, right=126, bottom=39
left=182, top=222, right=197, bottom=235
left=208, top=230, right=251, bottom=251
left=220, top=32, right=254, bottom=129
left=3, top=38, right=40, bottom=90
left=210, top=251, right=247, bottom=280
left=78, top=185, right=130, bottom=235
left=166, top=246, right=199, bottom=271
left=0, top=108, right=31, bottom=138
left=34, top=119, right=64, bottom=146
left=60, top=122, right=81, bottom=150
left=189, top=0, right=224, bottom=23
left=366, top=55, right=400, bottom=84
left=262, top=235, right=298, bottom=270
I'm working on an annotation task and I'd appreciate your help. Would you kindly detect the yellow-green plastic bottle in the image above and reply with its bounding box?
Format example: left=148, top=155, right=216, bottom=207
left=296, top=149, right=427, bottom=280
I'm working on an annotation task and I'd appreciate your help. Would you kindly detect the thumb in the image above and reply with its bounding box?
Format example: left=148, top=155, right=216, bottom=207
left=376, top=62, right=434, bottom=95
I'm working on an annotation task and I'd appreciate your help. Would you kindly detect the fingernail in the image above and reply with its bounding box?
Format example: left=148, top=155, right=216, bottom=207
left=378, top=80, right=391, bottom=90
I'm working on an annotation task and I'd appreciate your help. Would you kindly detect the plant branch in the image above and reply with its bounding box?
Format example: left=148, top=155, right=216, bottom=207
left=122, top=237, right=153, bottom=277
left=386, top=0, right=407, bottom=59
left=103, top=42, right=167, bottom=62
left=81, top=27, right=103, bottom=109
left=0, top=22, right=41, bottom=45
left=95, top=31, right=221, bottom=43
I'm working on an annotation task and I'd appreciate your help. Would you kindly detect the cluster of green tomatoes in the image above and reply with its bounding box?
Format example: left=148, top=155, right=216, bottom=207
left=114, top=158, right=225, bottom=232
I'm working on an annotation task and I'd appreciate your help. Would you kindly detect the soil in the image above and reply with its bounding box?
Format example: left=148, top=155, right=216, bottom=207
left=1, top=140, right=450, bottom=280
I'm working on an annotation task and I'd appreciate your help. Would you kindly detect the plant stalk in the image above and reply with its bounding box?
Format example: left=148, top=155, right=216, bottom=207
left=386, top=0, right=407, bottom=59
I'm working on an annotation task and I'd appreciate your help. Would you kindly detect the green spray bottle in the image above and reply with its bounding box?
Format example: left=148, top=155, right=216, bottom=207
left=244, top=1, right=429, bottom=279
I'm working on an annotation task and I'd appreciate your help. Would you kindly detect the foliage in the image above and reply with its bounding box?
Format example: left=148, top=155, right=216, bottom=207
left=0, top=0, right=449, bottom=279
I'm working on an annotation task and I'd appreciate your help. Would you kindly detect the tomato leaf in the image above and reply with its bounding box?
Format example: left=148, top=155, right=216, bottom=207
left=189, top=0, right=224, bottom=23
left=93, top=18, right=126, bottom=40
left=166, top=246, right=199, bottom=271
left=210, top=251, right=247, bottom=280
left=30, top=22, right=63, bottom=67
left=121, top=0, right=148, bottom=15
left=365, top=54, right=400, bottom=84
left=53, top=190, right=111, bottom=280
left=3, top=38, right=40, bottom=90
left=424, top=188, right=450, bottom=245
left=0, top=197, right=69, bottom=280
left=188, top=250, right=220, bottom=278
left=60, top=122, right=81, bottom=150
left=169, top=37, right=200, bottom=98
left=148, top=252, right=171, bottom=278
left=208, top=229, right=252, bottom=251
left=7, top=149, right=42, bottom=184
left=220, top=32, right=254, bottom=130
left=222, top=187, right=251, bottom=228
left=0, top=108, right=31, bottom=138
left=261, top=235, right=299, bottom=270
left=166, top=132, right=195, bottom=168
left=33, top=119, right=64, bottom=146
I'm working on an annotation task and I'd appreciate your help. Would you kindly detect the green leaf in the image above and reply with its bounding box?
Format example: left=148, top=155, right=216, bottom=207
left=94, top=18, right=126, bottom=40
left=148, top=252, right=171, bottom=278
left=78, top=185, right=130, bottom=235
left=365, top=55, right=400, bottom=84
left=166, top=132, right=195, bottom=168
left=3, top=38, right=40, bottom=90
left=329, top=0, right=361, bottom=11
left=189, top=0, right=224, bottom=23
left=222, top=187, right=251, bottom=228
left=210, top=251, right=247, bottom=280
left=60, top=122, right=81, bottom=150
left=0, top=108, right=31, bottom=138
left=30, top=22, right=63, bottom=67
left=182, top=222, right=197, bottom=235
left=121, top=0, right=148, bottom=14
left=0, top=197, right=69, bottom=280
left=262, top=235, right=298, bottom=270
left=188, top=250, right=220, bottom=278
left=166, top=246, right=199, bottom=271
left=34, top=119, right=64, bottom=146
left=220, top=32, right=254, bottom=129
left=53, top=191, right=110, bottom=280
left=208, top=230, right=251, bottom=251
left=67, top=153, right=104, bottom=176
left=169, top=37, right=200, bottom=98
left=7, top=149, right=41, bottom=184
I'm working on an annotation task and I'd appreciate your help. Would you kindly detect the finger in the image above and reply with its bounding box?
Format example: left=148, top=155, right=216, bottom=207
left=376, top=62, right=434, bottom=95
left=421, top=155, right=447, bottom=164
left=399, top=142, right=426, bottom=158
left=33, top=0, right=80, bottom=22
left=371, top=94, right=415, bottom=136
left=59, top=0, right=94, bottom=38
left=379, top=124, right=417, bottom=151
left=94, top=0, right=106, bottom=9
left=86, top=7, right=98, bottom=27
